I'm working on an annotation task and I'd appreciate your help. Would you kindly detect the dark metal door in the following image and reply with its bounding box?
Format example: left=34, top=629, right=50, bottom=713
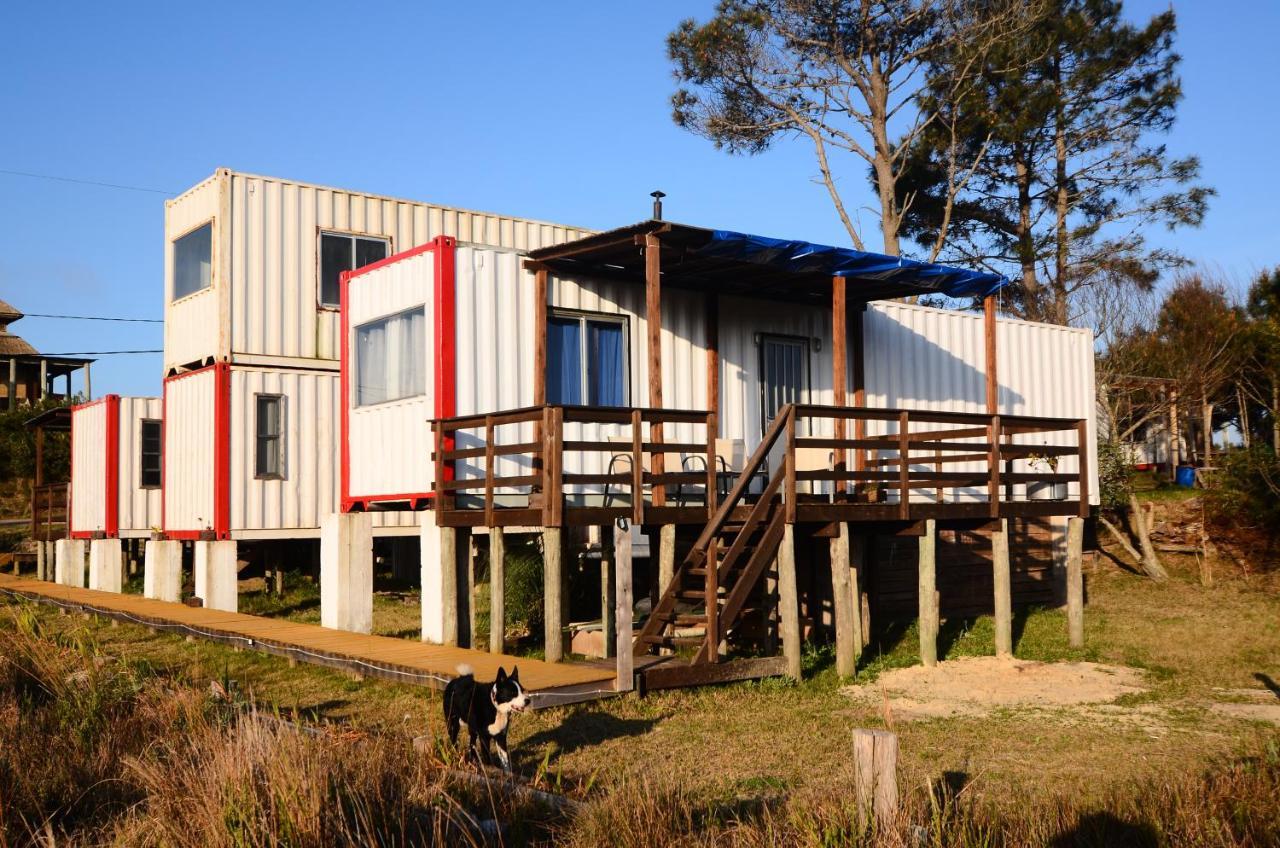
left=759, top=335, right=810, bottom=434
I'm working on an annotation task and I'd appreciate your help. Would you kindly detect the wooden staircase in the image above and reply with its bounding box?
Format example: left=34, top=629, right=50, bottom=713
left=634, top=406, right=795, bottom=666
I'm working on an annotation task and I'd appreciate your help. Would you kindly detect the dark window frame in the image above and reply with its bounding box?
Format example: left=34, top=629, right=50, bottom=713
left=757, top=333, right=811, bottom=436
left=546, top=308, right=630, bottom=407
left=172, top=219, right=214, bottom=302
left=254, top=393, right=286, bottom=480
left=318, top=230, right=392, bottom=308
left=139, top=419, right=162, bottom=489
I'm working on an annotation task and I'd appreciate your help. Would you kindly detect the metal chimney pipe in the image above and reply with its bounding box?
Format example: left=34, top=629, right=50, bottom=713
left=650, top=190, right=666, bottom=220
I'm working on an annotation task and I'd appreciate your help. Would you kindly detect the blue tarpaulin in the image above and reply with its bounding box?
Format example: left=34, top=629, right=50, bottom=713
left=699, top=230, right=1008, bottom=299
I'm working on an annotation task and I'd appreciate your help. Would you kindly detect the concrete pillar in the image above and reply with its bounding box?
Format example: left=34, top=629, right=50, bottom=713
left=319, top=512, right=373, bottom=633
left=194, top=540, right=238, bottom=612
left=489, top=527, right=506, bottom=654
left=36, top=541, right=47, bottom=581
left=543, top=527, right=564, bottom=662
left=918, top=519, right=938, bottom=667
left=88, top=538, right=123, bottom=593
left=54, top=538, right=86, bottom=587
left=144, top=540, right=183, bottom=602
left=419, top=515, right=455, bottom=644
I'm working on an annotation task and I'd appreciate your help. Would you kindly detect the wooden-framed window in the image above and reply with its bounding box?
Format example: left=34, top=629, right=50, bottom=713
left=547, top=310, right=629, bottom=407
left=254, top=394, right=286, bottom=480
left=319, top=231, right=390, bottom=307
left=139, top=419, right=162, bottom=489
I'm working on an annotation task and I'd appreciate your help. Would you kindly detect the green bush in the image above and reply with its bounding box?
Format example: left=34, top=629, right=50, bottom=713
left=0, top=395, right=72, bottom=483
left=1205, top=446, right=1280, bottom=554
left=1096, top=439, right=1134, bottom=511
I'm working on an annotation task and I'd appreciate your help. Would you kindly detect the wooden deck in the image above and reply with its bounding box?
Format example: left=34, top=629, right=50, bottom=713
left=0, top=574, right=618, bottom=704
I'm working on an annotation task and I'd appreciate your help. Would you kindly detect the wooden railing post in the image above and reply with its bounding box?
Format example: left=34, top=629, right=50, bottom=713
left=540, top=406, right=553, bottom=526
left=784, top=407, right=797, bottom=524
left=483, top=416, right=496, bottom=528
left=630, top=409, right=644, bottom=525
left=1076, top=419, right=1090, bottom=518
left=897, top=411, right=911, bottom=520
left=549, top=406, right=564, bottom=527
left=705, top=411, right=717, bottom=516
left=988, top=415, right=1002, bottom=518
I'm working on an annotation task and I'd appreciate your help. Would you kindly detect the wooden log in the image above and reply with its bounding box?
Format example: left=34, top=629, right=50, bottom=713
left=543, top=527, right=563, bottom=663
left=489, top=527, right=505, bottom=654
left=1098, top=515, right=1141, bottom=564
left=1129, top=494, right=1169, bottom=581
left=1066, top=516, right=1084, bottom=648
left=992, top=518, right=1012, bottom=659
left=830, top=522, right=857, bottom=678
left=853, top=729, right=899, bottom=827
left=777, top=524, right=802, bottom=680
left=918, top=519, right=938, bottom=667
left=614, top=521, right=633, bottom=692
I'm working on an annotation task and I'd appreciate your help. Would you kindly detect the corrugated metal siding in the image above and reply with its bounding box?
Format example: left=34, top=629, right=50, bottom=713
left=164, top=174, right=222, bottom=372
left=70, top=402, right=108, bottom=533
left=117, top=397, right=163, bottom=533
left=863, top=302, right=1098, bottom=504
left=226, top=172, right=591, bottom=365
left=164, top=370, right=216, bottom=531
left=347, top=250, right=435, bottom=500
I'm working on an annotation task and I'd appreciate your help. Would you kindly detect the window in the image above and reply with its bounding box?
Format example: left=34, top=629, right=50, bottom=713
left=255, top=395, right=285, bottom=479
left=547, top=311, right=628, bottom=406
left=759, top=335, right=810, bottom=433
left=139, top=420, right=162, bottom=488
left=355, top=307, right=426, bottom=406
left=172, top=222, right=213, bottom=300
left=320, top=232, right=389, bottom=306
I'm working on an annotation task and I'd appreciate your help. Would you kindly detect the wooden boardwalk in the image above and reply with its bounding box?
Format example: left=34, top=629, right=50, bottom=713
left=0, top=574, right=617, bottom=702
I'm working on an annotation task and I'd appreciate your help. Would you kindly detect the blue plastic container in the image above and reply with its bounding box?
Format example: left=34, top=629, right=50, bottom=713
left=1175, top=465, right=1196, bottom=488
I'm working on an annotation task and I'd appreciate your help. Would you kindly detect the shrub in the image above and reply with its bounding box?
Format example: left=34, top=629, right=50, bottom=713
left=1205, top=445, right=1280, bottom=561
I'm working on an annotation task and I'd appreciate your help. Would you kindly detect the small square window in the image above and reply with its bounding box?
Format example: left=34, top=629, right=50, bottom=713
left=319, top=232, right=389, bottom=307
left=255, top=395, right=285, bottom=479
left=547, top=311, right=628, bottom=407
left=140, top=420, right=162, bottom=489
left=173, top=222, right=213, bottom=300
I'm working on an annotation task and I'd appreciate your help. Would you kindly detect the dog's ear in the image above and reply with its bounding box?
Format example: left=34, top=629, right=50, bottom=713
left=510, top=666, right=520, bottom=682
left=495, top=667, right=508, bottom=683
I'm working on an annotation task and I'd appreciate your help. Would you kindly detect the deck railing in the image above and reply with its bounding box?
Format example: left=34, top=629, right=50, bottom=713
left=31, top=483, right=68, bottom=542
left=431, top=404, right=1089, bottom=527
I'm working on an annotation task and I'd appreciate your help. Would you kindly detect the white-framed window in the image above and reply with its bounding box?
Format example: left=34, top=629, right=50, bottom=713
left=172, top=221, right=213, bottom=301
left=547, top=310, right=629, bottom=406
left=139, top=419, right=162, bottom=489
left=319, top=231, right=390, bottom=307
left=255, top=394, right=286, bottom=480
left=355, top=307, right=427, bottom=407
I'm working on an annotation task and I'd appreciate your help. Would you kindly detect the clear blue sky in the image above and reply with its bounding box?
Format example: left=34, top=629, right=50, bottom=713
left=1, top=0, right=1276, bottom=397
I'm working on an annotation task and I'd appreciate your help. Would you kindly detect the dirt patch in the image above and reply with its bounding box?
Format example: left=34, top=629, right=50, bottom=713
left=843, top=657, right=1147, bottom=720
left=1208, top=703, right=1280, bottom=724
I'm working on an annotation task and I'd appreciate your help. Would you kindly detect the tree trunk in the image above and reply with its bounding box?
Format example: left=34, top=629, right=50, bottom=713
left=1272, top=382, right=1279, bottom=453
left=1052, top=52, right=1070, bottom=326
left=1013, top=144, right=1039, bottom=311
left=1202, top=396, right=1213, bottom=465
left=867, top=57, right=901, bottom=257
left=1128, top=494, right=1168, bottom=581
left=1236, top=384, right=1250, bottom=449
left=1099, top=516, right=1141, bottom=565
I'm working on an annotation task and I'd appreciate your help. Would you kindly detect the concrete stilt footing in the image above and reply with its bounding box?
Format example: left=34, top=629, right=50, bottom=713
left=320, top=512, right=373, bottom=634
left=194, top=540, right=239, bottom=612
left=144, top=540, right=183, bottom=602
left=54, top=539, right=86, bottom=588
left=88, top=538, right=123, bottom=593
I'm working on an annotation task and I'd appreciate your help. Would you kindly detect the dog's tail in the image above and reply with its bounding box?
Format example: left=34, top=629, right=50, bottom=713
left=455, top=663, right=474, bottom=678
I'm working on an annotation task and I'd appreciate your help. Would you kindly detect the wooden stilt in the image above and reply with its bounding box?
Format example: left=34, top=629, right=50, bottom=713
left=992, top=518, right=1013, bottom=659
left=440, top=526, right=459, bottom=647
left=543, top=527, right=563, bottom=662
left=850, top=532, right=866, bottom=655
left=466, top=534, right=477, bottom=650
left=830, top=522, right=857, bottom=678
left=613, top=521, right=633, bottom=692
left=918, top=519, right=938, bottom=667
left=488, top=527, right=505, bottom=654
left=601, top=530, right=615, bottom=659
left=778, top=524, right=802, bottom=680
left=657, top=524, right=675, bottom=596
left=1066, top=516, right=1085, bottom=648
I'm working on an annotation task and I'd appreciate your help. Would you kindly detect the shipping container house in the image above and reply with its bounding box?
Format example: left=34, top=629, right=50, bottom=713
left=69, top=395, right=163, bottom=539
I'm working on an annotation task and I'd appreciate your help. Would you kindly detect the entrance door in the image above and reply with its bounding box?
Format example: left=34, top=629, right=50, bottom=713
left=759, top=334, right=810, bottom=435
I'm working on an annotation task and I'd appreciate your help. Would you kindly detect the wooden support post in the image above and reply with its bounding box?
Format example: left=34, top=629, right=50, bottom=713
left=853, top=729, right=899, bottom=827
left=488, top=527, right=505, bottom=654
left=984, top=294, right=998, bottom=414
left=830, top=522, right=857, bottom=678
left=613, top=521, right=633, bottom=692
left=832, top=277, right=848, bottom=496
left=1066, top=516, right=1085, bottom=648
left=851, top=534, right=867, bottom=650
left=543, top=527, right=563, bottom=663
left=705, top=293, right=719, bottom=429
left=439, top=526, right=459, bottom=646
left=36, top=540, right=46, bottom=581
left=778, top=524, right=802, bottom=680
left=852, top=305, right=867, bottom=475
left=465, top=534, right=477, bottom=649
left=645, top=232, right=665, bottom=506
left=918, top=519, right=938, bottom=667
left=601, top=530, right=615, bottom=659
left=992, top=518, right=1012, bottom=659
left=657, top=524, right=675, bottom=600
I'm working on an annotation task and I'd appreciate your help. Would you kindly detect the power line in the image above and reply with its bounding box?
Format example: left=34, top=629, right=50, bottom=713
left=0, top=168, right=177, bottom=196
left=39, top=349, right=161, bottom=356
left=24, top=312, right=163, bottom=324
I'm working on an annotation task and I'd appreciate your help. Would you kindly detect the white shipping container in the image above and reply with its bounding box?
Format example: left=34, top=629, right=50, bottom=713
left=69, top=398, right=109, bottom=536
left=163, top=366, right=219, bottom=536
left=70, top=396, right=164, bottom=538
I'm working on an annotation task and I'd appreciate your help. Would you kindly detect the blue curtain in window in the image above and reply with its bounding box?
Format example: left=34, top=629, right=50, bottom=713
left=588, top=321, right=624, bottom=406
left=547, top=317, right=582, bottom=404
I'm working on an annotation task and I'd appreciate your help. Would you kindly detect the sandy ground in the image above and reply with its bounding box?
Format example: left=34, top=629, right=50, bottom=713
left=843, top=657, right=1149, bottom=720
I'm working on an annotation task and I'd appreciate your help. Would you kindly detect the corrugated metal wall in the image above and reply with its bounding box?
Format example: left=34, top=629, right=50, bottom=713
left=164, top=174, right=222, bottom=372
left=117, top=397, right=163, bottom=535
left=226, top=172, right=590, bottom=364
left=164, top=370, right=216, bottom=531
left=70, top=402, right=108, bottom=533
left=346, top=248, right=434, bottom=500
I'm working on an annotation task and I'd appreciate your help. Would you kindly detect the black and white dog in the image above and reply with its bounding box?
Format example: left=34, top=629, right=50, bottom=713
left=443, top=664, right=530, bottom=771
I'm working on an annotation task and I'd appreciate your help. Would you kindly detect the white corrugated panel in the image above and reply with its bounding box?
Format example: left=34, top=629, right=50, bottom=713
left=117, top=397, right=163, bottom=535
left=864, top=301, right=1098, bottom=505
left=226, top=171, right=591, bottom=365
left=164, top=174, right=222, bottom=372
left=70, top=401, right=108, bottom=534
left=164, top=369, right=216, bottom=531
left=346, top=250, right=434, bottom=500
